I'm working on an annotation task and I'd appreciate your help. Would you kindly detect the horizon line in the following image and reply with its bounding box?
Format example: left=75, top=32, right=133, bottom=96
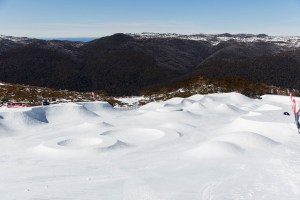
left=2, top=32, right=300, bottom=40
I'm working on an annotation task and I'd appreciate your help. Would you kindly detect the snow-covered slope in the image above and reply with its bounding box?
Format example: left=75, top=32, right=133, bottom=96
left=0, top=93, right=300, bottom=199
left=129, top=32, right=300, bottom=47
left=0, top=34, right=32, bottom=43
left=2, top=33, right=300, bottom=48
left=0, top=34, right=84, bottom=53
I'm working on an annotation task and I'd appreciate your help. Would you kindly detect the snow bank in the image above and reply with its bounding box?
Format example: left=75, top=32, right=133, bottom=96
left=187, top=140, right=244, bottom=158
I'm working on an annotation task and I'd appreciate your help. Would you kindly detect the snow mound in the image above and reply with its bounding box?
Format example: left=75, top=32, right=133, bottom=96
left=202, top=93, right=252, bottom=107
left=187, top=94, right=204, bottom=101
left=185, top=102, right=206, bottom=114
left=179, top=99, right=195, bottom=107
left=199, top=96, right=215, bottom=103
left=186, top=102, right=245, bottom=115
left=0, top=111, right=46, bottom=129
left=160, top=122, right=196, bottom=131
left=164, top=97, right=184, bottom=105
left=222, top=92, right=252, bottom=104
left=45, top=103, right=99, bottom=123
left=139, top=102, right=163, bottom=111
left=243, top=111, right=261, bottom=116
left=102, top=128, right=179, bottom=146
left=57, top=138, right=103, bottom=148
left=80, top=101, right=113, bottom=115
left=187, top=141, right=244, bottom=159
left=224, top=117, right=289, bottom=136
left=212, top=132, right=279, bottom=149
left=36, top=135, right=117, bottom=156
left=239, top=102, right=260, bottom=111
left=214, top=103, right=246, bottom=114
left=156, top=104, right=183, bottom=112
left=255, top=104, right=282, bottom=111
left=140, top=110, right=199, bottom=122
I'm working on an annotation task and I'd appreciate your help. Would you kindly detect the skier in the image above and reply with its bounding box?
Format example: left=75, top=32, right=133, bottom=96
left=296, top=109, right=300, bottom=130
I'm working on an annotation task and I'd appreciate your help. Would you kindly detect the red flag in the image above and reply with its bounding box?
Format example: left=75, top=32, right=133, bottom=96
left=290, top=92, right=293, bottom=101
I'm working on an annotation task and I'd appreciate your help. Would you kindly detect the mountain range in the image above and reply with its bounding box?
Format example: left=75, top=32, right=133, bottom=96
left=0, top=33, right=299, bottom=96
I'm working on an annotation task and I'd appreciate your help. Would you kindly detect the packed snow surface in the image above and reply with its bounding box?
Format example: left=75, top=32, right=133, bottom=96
left=1, top=93, right=300, bottom=199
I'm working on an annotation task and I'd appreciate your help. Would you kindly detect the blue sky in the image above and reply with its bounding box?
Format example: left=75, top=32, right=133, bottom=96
left=0, top=0, right=300, bottom=37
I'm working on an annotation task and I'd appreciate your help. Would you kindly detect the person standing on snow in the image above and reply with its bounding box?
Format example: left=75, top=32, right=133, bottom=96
left=296, top=109, right=300, bottom=129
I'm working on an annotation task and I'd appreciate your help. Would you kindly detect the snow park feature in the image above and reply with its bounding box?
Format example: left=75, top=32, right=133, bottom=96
left=0, top=93, right=300, bottom=199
